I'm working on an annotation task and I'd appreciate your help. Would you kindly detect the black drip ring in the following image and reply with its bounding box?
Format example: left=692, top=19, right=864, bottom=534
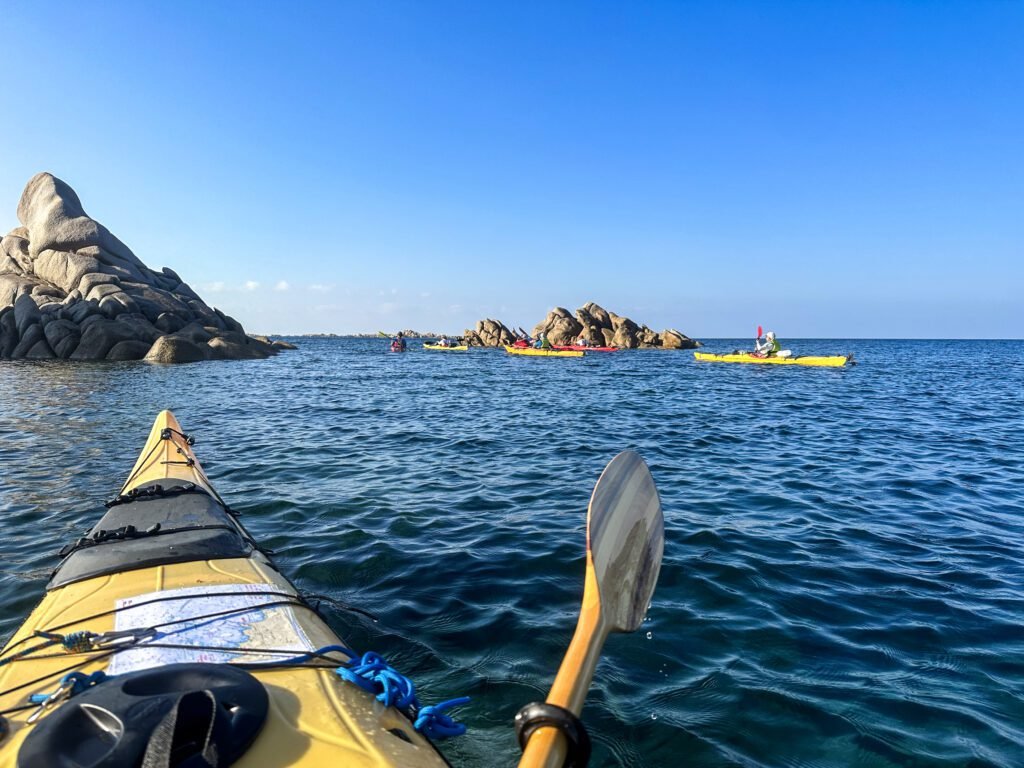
left=514, top=701, right=591, bottom=767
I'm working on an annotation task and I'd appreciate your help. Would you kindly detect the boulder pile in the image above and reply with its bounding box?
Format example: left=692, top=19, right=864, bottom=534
left=461, top=319, right=517, bottom=347
left=462, top=302, right=699, bottom=349
left=0, top=173, right=286, bottom=362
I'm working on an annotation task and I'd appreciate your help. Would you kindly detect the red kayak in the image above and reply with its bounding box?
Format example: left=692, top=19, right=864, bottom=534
left=553, top=345, right=619, bottom=352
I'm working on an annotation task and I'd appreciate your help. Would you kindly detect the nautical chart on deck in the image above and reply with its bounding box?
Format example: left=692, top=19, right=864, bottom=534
left=108, top=583, right=315, bottom=675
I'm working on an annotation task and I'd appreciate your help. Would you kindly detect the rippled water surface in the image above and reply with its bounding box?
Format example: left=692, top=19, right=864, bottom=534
left=1, top=338, right=1022, bottom=767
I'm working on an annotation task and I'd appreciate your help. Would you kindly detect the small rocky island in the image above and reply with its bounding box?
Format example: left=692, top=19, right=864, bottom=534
left=0, top=173, right=288, bottom=362
left=463, top=303, right=700, bottom=349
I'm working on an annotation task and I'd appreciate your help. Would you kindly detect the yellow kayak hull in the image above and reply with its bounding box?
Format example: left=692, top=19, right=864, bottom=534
left=694, top=351, right=851, bottom=367
left=0, top=411, right=449, bottom=768
left=423, top=344, right=468, bottom=351
left=504, top=345, right=584, bottom=358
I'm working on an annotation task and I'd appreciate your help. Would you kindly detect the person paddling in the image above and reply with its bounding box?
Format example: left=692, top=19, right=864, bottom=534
left=753, top=330, right=780, bottom=358
left=391, top=332, right=407, bottom=352
left=535, top=331, right=552, bottom=350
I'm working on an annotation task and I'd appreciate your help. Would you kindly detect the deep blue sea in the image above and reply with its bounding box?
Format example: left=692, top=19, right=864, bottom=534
left=1, top=338, right=1022, bottom=767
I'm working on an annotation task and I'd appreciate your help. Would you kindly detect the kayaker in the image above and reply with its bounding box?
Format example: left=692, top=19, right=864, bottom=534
left=576, top=334, right=589, bottom=347
left=392, top=332, right=407, bottom=352
left=535, top=332, right=552, bottom=350
left=438, top=335, right=451, bottom=347
left=754, top=330, right=780, bottom=358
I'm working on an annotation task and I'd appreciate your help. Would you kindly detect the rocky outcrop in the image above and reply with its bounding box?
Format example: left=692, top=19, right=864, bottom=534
left=0, top=173, right=283, bottom=363
left=462, top=318, right=516, bottom=348
left=534, top=303, right=699, bottom=349
left=144, top=336, right=208, bottom=364
left=251, top=335, right=298, bottom=351
left=463, top=302, right=700, bottom=349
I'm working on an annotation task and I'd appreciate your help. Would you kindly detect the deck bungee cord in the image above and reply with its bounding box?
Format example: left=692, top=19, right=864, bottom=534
left=115, top=425, right=232, bottom=512
left=2, top=627, right=469, bottom=741
left=1, top=567, right=467, bottom=740
left=0, top=588, right=375, bottom=662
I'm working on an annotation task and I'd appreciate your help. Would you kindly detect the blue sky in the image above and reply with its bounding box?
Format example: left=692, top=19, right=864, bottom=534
left=1, top=1, right=1020, bottom=337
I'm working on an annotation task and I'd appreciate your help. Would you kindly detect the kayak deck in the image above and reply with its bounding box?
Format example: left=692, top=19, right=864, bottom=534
left=0, top=411, right=450, bottom=768
left=423, top=343, right=468, bottom=351
left=552, top=345, right=618, bottom=352
left=694, top=351, right=851, bottom=367
left=504, top=345, right=584, bottom=357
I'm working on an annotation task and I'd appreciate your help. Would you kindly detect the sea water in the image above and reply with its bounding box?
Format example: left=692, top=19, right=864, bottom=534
left=1, top=338, right=1021, bottom=767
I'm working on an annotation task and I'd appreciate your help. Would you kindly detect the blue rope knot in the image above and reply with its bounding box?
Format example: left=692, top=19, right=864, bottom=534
left=34, top=630, right=95, bottom=654
left=334, top=651, right=469, bottom=739
left=415, top=696, right=471, bottom=739
left=337, top=651, right=417, bottom=710
left=61, top=632, right=94, bottom=653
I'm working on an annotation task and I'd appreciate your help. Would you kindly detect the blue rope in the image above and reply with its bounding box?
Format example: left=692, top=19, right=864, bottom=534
left=415, top=696, right=471, bottom=739
left=245, top=644, right=469, bottom=738
left=0, top=631, right=96, bottom=669
left=337, top=651, right=417, bottom=709
left=333, top=650, right=469, bottom=739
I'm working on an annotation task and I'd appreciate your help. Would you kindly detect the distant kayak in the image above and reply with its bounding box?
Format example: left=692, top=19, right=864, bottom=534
left=423, top=343, right=468, bottom=351
left=552, top=345, right=618, bottom=352
left=504, top=345, right=584, bottom=358
left=694, top=351, right=852, bottom=367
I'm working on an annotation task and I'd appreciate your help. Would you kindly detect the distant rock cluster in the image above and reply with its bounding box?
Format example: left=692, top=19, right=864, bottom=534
left=463, top=302, right=700, bottom=349
left=463, top=319, right=517, bottom=347
left=0, top=173, right=290, bottom=362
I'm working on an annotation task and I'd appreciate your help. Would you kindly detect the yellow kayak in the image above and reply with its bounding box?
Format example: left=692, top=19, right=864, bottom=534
left=423, top=343, right=468, bottom=351
left=0, top=411, right=452, bottom=767
left=694, top=351, right=852, bottom=367
left=504, top=345, right=584, bottom=358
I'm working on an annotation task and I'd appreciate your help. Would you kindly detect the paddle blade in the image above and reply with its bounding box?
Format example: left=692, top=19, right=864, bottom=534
left=517, top=452, right=665, bottom=767
left=587, top=451, right=664, bottom=633
left=757, top=325, right=763, bottom=339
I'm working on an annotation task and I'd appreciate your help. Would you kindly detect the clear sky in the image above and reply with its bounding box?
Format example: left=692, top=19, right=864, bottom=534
left=1, top=1, right=1020, bottom=338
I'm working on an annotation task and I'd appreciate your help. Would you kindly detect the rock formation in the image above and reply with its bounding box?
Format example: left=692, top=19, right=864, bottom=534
left=462, top=318, right=517, bottom=348
left=0, top=173, right=281, bottom=362
left=462, top=302, right=700, bottom=349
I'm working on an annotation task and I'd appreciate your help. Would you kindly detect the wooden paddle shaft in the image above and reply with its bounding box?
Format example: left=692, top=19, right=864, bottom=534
left=519, top=556, right=606, bottom=768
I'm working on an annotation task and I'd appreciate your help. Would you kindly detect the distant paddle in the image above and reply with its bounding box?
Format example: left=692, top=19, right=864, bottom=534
left=516, top=451, right=665, bottom=768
